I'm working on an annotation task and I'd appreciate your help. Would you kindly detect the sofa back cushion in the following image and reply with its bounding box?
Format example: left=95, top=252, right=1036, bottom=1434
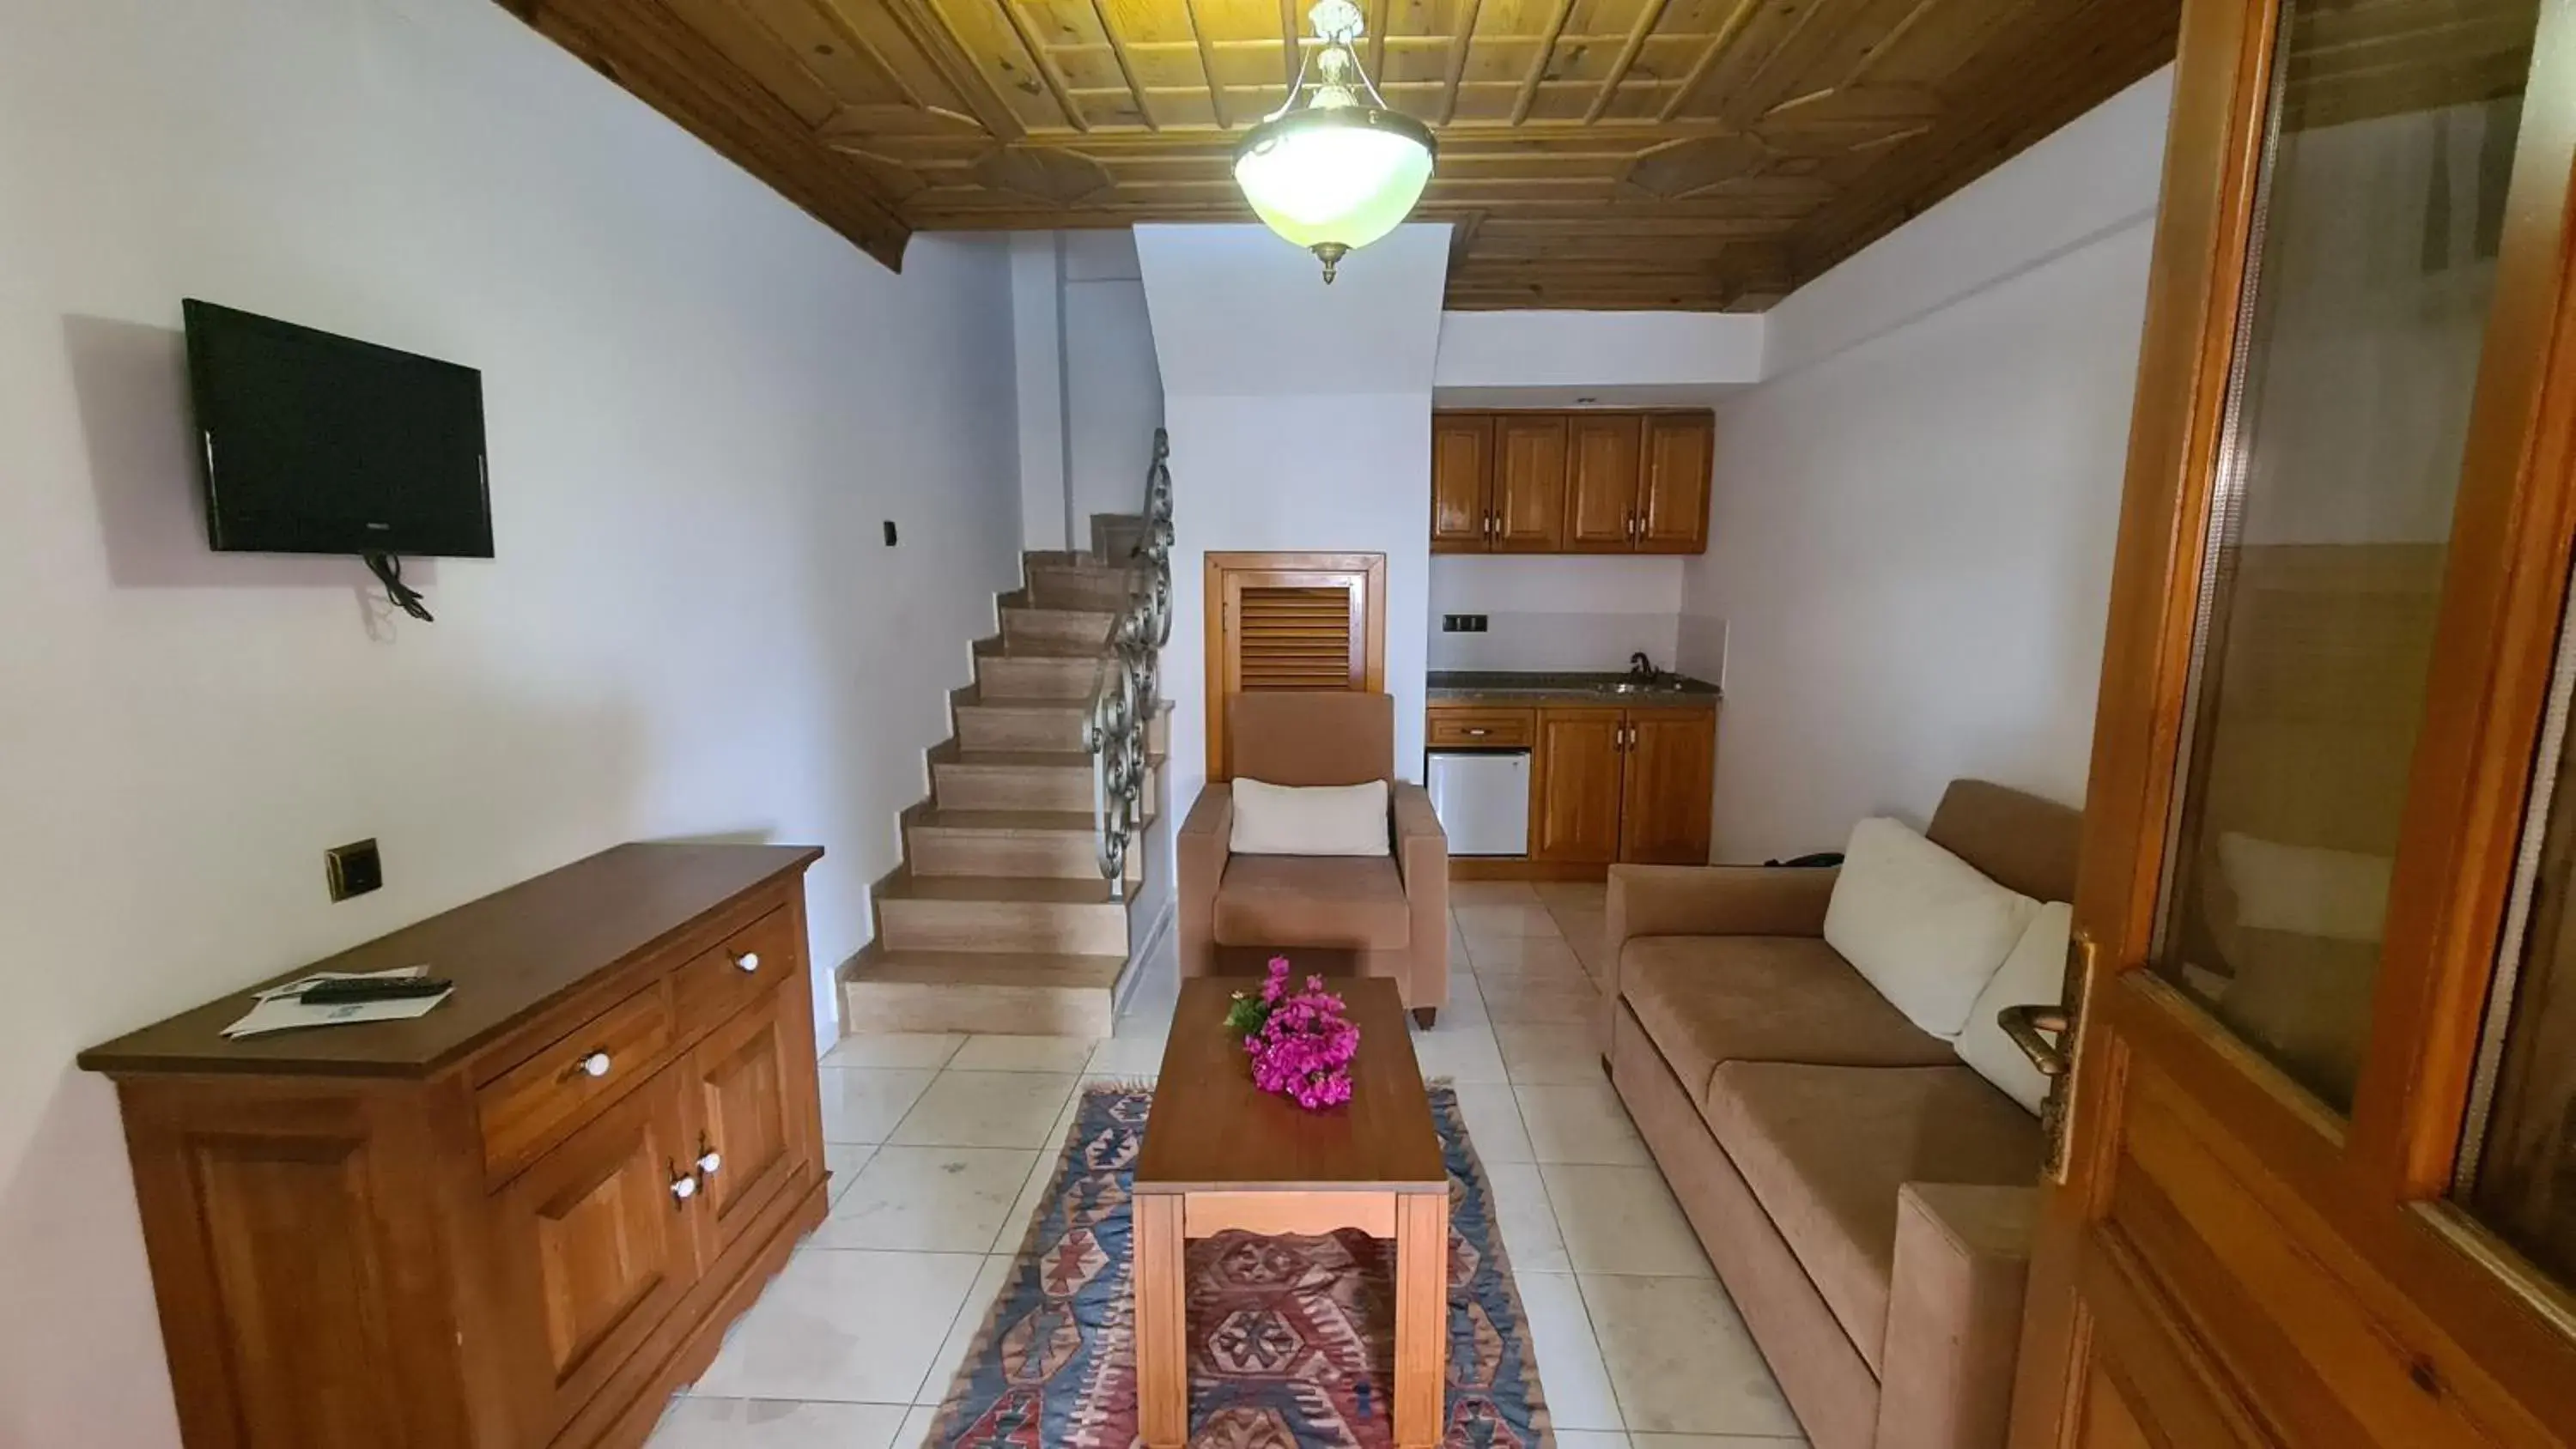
left=1953, top=901, right=2072, bottom=1114
left=1825, top=818, right=2039, bottom=1040
left=1230, top=778, right=1390, bottom=857
left=1925, top=779, right=2081, bottom=905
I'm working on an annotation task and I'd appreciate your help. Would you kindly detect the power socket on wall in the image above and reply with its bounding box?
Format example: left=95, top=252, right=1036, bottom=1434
left=325, top=839, right=383, bottom=901
left=1442, top=614, right=1489, bottom=633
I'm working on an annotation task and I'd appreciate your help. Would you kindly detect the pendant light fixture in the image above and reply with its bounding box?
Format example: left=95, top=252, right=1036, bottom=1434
left=1232, top=0, right=1436, bottom=283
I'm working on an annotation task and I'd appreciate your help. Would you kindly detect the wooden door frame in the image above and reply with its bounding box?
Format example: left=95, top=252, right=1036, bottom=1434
left=2018, top=0, right=2576, bottom=1440
left=1203, top=551, right=1388, bottom=781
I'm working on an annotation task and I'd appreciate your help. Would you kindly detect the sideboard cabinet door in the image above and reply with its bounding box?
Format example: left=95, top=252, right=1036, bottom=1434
left=490, top=1060, right=702, bottom=1440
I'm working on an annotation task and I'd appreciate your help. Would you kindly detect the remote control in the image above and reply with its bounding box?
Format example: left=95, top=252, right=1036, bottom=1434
left=297, top=977, right=453, bottom=1005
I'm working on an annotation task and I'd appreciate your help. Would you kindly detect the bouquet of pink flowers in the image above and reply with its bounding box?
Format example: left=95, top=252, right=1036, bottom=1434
left=1224, top=956, right=1361, bottom=1111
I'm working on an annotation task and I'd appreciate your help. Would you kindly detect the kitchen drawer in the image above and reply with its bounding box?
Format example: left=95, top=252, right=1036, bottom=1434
left=673, top=906, right=799, bottom=1036
left=1426, top=707, right=1535, bottom=749
left=478, top=979, right=674, bottom=1179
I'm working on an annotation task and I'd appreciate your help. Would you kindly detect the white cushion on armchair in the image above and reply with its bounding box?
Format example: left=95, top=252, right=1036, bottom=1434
left=1229, top=778, right=1391, bottom=857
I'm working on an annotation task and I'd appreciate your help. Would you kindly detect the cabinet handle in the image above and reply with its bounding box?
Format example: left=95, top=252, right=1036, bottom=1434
left=697, top=1149, right=723, bottom=1178
left=732, top=950, right=761, bottom=973
left=1464, top=728, right=1490, bottom=737
left=669, top=1166, right=698, bottom=1205
left=568, top=1051, right=611, bottom=1082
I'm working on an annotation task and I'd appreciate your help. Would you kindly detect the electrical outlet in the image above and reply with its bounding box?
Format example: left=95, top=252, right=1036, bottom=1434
left=325, top=839, right=383, bottom=902
left=1443, top=614, right=1490, bottom=633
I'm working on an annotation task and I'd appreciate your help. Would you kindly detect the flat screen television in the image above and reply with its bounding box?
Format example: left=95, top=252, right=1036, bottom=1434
left=184, top=300, right=492, bottom=558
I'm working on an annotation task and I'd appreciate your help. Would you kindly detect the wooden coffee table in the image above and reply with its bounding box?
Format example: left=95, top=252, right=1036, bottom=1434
left=1133, top=977, right=1450, bottom=1449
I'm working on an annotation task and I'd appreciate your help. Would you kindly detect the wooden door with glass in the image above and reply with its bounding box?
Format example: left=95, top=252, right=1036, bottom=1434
left=2010, top=0, right=2576, bottom=1443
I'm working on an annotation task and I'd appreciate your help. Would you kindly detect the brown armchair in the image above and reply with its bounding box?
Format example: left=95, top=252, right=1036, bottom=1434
left=1178, top=692, right=1450, bottom=1025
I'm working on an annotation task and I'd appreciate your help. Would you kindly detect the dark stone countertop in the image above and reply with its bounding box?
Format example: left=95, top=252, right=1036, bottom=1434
left=1426, top=670, right=1721, bottom=707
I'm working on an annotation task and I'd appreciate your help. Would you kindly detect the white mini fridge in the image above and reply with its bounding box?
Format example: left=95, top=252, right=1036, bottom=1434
left=1426, top=749, right=1533, bottom=856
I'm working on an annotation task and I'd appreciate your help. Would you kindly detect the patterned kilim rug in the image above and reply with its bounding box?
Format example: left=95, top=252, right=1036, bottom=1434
left=922, top=1082, right=1552, bottom=1448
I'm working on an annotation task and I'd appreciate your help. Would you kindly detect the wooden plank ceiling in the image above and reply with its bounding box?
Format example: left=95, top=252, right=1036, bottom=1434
left=503, top=0, right=2179, bottom=309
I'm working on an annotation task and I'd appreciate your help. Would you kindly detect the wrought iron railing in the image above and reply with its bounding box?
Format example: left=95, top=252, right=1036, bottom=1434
left=1084, top=429, right=1175, bottom=896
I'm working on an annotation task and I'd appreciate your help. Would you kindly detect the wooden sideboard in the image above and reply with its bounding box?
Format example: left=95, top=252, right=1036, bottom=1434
left=79, top=843, right=829, bottom=1449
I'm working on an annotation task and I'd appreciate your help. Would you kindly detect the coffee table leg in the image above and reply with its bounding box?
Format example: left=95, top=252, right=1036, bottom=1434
left=1394, top=1190, right=1449, bottom=1449
left=1135, top=1193, right=1188, bottom=1448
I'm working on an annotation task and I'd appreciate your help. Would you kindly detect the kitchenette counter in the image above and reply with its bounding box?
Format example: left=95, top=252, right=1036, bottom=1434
left=1427, top=670, right=1721, bottom=708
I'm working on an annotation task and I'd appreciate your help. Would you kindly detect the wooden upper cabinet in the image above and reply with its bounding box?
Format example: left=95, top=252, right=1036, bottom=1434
left=1619, top=707, right=1716, bottom=864
left=1638, top=414, right=1714, bottom=553
left=1492, top=415, right=1570, bottom=552
left=1429, top=409, right=1710, bottom=555
left=1430, top=413, right=1493, bottom=554
left=1565, top=414, right=1645, bottom=549
left=1531, top=707, right=1625, bottom=863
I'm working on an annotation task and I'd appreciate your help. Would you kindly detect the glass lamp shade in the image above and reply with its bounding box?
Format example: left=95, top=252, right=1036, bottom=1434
left=1233, top=106, right=1435, bottom=275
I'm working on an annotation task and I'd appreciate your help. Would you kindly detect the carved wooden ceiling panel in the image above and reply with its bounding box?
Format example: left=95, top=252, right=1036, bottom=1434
left=505, top=0, right=2179, bottom=309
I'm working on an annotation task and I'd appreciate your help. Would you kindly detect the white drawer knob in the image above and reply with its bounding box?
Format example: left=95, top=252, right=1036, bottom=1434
left=733, top=951, right=761, bottom=973
left=696, top=1149, right=722, bottom=1177
left=670, top=1174, right=697, bottom=1202
left=577, top=1052, right=611, bottom=1079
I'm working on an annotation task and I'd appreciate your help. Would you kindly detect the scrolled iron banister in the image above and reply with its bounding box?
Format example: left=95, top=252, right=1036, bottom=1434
left=1083, top=429, right=1174, bottom=895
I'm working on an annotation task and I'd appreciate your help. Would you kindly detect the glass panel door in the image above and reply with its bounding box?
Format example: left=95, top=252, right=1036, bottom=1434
left=2149, top=0, right=2541, bottom=1111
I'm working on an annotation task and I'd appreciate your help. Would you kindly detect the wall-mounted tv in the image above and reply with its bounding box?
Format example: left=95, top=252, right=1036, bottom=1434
left=183, top=300, right=492, bottom=559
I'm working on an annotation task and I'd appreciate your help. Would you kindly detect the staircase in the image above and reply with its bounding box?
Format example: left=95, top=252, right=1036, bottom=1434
left=840, top=512, right=1171, bottom=1038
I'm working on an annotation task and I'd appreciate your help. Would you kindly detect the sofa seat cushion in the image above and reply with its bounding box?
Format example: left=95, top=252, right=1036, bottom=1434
left=1214, top=854, right=1412, bottom=950
left=1702, top=1062, right=2043, bottom=1373
left=1620, top=936, right=1955, bottom=1105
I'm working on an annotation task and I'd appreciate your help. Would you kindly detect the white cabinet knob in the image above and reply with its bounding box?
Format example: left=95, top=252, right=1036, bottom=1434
left=577, top=1052, right=611, bottom=1079
left=696, top=1149, right=722, bottom=1177
left=732, top=951, right=761, bottom=973
left=669, top=1174, right=697, bottom=1202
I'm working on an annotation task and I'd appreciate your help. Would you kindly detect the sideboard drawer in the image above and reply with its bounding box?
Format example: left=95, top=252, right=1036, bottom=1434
left=478, top=979, right=674, bottom=1179
left=674, top=906, right=798, bottom=1034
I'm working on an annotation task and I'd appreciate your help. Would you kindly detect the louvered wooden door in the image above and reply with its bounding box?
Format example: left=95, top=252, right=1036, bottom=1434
left=1205, top=552, right=1388, bottom=780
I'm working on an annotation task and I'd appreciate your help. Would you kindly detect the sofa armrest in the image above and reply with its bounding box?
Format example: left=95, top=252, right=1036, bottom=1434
left=1873, top=1182, right=2038, bottom=1449
left=1177, top=785, right=1235, bottom=978
left=1391, top=783, right=1449, bottom=1011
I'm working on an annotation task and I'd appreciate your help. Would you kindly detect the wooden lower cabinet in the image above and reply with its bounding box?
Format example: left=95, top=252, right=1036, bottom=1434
left=1619, top=708, right=1717, bottom=864
left=81, top=844, right=830, bottom=1449
left=1531, top=709, right=1628, bottom=864
left=687, top=985, right=809, bottom=1262
left=1446, top=703, right=1716, bottom=870
left=494, top=1059, right=704, bottom=1441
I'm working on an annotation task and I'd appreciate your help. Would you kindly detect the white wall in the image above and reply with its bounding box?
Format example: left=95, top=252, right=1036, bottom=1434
left=1136, top=223, right=1449, bottom=828
left=1012, top=230, right=1165, bottom=552
left=1434, top=310, right=1764, bottom=402
left=0, top=0, right=1021, bottom=1441
left=1429, top=555, right=1686, bottom=672
left=1063, top=233, right=1167, bottom=531
left=1012, top=233, right=1072, bottom=551
left=1681, top=68, right=2175, bottom=858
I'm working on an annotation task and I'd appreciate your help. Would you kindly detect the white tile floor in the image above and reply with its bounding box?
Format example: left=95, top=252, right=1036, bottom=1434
left=651, top=880, right=1807, bottom=1448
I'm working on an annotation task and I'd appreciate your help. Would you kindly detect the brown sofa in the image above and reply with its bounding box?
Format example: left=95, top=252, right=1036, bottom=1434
left=1178, top=692, right=1449, bottom=1022
left=1601, top=779, right=2079, bottom=1449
